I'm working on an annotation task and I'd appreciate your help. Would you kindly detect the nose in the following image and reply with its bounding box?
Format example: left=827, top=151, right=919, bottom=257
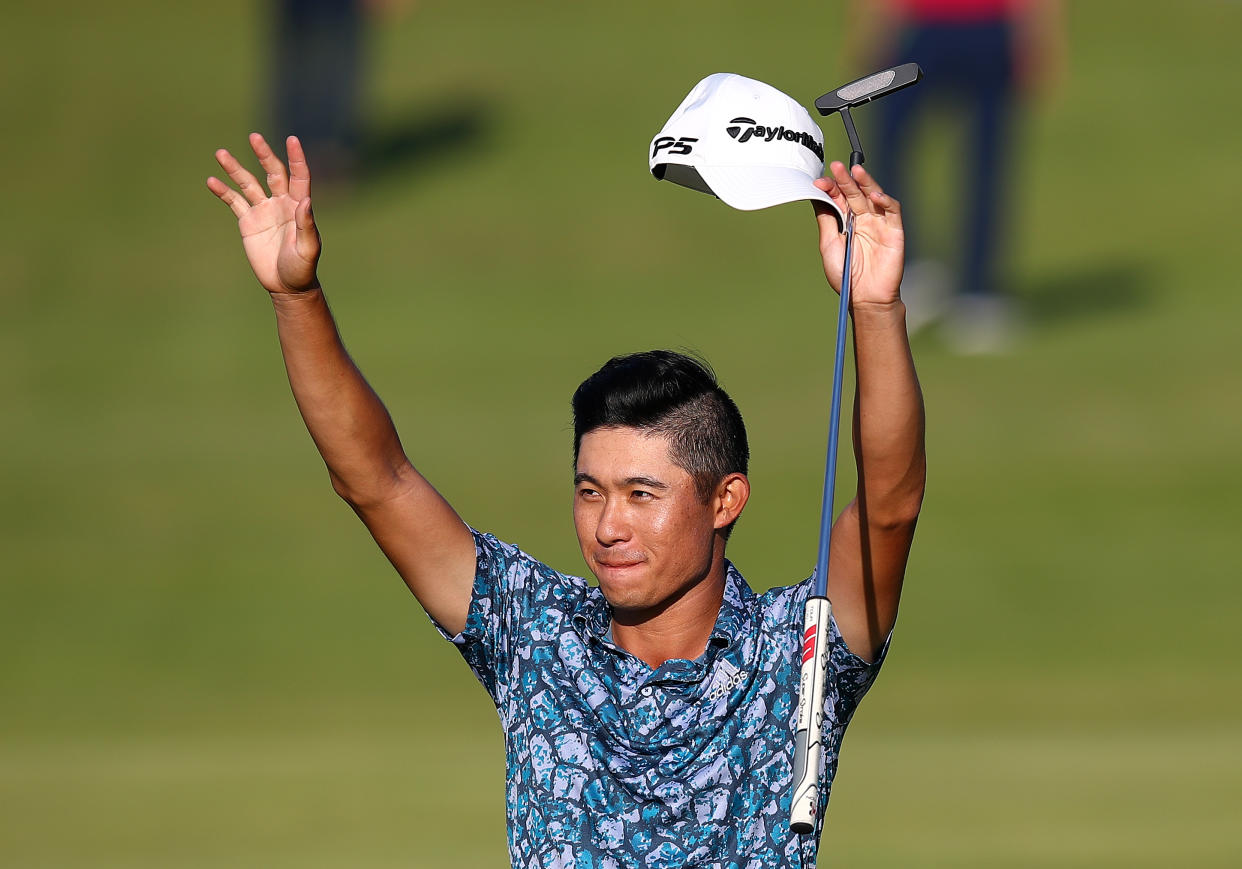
left=595, top=497, right=631, bottom=546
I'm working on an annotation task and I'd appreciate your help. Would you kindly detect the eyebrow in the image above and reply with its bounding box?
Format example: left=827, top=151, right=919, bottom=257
left=573, top=472, right=670, bottom=490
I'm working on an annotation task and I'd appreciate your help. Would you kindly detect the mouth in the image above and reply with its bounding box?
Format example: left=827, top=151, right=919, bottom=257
left=593, top=554, right=646, bottom=574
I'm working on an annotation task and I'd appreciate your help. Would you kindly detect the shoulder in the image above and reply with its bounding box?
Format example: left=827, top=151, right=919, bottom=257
left=753, top=574, right=813, bottom=629
left=470, top=528, right=590, bottom=603
left=751, top=574, right=888, bottom=666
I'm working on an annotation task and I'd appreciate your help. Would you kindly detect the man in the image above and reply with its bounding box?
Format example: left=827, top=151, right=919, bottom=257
left=206, top=132, right=924, bottom=867
left=850, top=0, right=1066, bottom=350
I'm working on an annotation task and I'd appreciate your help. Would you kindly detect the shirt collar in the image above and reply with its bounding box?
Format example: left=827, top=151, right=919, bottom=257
left=573, top=585, right=613, bottom=640
left=711, top=560, right=755, bottom=649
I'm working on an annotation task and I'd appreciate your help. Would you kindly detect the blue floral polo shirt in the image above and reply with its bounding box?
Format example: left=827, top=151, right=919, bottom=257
left=436, top=529, right=889, bottom=868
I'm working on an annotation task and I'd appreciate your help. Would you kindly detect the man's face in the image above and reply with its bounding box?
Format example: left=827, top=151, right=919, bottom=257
left=573, top=426, right=720, bottom=616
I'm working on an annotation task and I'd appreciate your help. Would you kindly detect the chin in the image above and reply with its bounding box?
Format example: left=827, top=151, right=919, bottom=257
left=594, top=572, right=655, bottom=614
left=594, top=577, right=641, bottom=607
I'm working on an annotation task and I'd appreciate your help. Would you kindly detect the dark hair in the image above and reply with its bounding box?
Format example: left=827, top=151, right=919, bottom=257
left=572, top=351, right=749, bottom=529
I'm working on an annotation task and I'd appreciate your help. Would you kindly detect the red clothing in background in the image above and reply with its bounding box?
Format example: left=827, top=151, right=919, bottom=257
left=890, top=0, right=1031, bottom=22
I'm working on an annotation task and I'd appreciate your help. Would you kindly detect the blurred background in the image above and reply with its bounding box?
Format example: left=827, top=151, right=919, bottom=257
left=2, top=1, right=1240, bottom=866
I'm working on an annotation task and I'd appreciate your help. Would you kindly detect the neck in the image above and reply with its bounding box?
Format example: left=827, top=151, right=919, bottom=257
left=610, top=552, right=728, bottom=669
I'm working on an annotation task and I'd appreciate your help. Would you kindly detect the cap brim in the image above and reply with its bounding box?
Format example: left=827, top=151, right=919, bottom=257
left=698, top=165, right=844, bottom=226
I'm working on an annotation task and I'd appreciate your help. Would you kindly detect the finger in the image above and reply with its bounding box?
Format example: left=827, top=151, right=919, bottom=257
left=214, top=148, right=268, bottom=206
left=250, top=132, right=289, bottom=198
left=206, top=175, right=250, bottom=219
left=850, top=165, right=901, bottom=219
left=869, top=188, right=902, bottom=218
left=287, top=136, right=311, bottom=202
left=813, top=175, right=850, bottom=211
left=830, top=161, right=870, bottom=215
left=850, top=164, right=885, bottom=202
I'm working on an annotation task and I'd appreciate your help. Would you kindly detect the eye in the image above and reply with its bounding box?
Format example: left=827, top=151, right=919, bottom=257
left=577, top=486, right=601, bottom=500
left=631, top=490, right=653, bottom=500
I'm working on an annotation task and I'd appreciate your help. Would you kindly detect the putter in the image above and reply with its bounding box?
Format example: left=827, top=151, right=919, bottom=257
left=789, top=62, right=923, bottom=836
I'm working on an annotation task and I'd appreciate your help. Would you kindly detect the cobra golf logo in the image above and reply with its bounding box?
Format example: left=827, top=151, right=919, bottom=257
left=726, top=117, right=824, bottom=161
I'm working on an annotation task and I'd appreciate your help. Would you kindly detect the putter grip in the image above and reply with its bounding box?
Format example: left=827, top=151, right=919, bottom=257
left=789, top=595, right=832, bottom=834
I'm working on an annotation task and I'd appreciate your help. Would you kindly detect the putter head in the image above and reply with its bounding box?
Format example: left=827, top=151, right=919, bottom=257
left=814, top=63, right=923, bottom=115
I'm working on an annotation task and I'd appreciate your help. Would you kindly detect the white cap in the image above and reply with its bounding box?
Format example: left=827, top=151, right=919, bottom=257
left=649, top=73, right=843, bottom=225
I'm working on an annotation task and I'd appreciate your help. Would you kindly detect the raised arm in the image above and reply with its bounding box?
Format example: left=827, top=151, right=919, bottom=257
left=206, top=134, right=476, bottom=634
left=812, top=161, right=926, bottom=661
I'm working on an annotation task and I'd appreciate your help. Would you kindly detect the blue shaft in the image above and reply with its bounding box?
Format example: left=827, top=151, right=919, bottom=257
left=812, top=212, right=854, bottom=598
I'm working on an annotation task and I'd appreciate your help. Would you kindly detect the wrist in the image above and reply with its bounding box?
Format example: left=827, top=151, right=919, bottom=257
left=850, top=298, right=905, bottom=325
left=270, top=284, right=323, bottom=304
left=269, top=284, right=326, bottom=318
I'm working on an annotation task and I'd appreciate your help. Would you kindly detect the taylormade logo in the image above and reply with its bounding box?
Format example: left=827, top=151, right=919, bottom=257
left=725, top=117, right=824, bottom=161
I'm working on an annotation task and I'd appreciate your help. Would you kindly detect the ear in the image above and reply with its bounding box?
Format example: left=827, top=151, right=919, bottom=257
left=712, top=473, right=750, bottom=530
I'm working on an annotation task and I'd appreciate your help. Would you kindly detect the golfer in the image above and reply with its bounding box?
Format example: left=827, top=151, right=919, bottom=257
left=207, top=132, right=924, bottom=868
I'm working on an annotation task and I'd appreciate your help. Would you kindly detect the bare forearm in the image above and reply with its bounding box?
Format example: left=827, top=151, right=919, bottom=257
left=270, top=287, right=409, bottom=504
left=850, top=300, right=926, bottom=525
left=210, top=136, right=477, bottom=626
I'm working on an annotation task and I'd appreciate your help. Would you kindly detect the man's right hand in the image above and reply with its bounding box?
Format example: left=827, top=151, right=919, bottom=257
left=207, top=134, right=321, bottom=295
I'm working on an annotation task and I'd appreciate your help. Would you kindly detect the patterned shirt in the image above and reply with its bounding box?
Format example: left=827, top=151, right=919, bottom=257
left=436, top=530, right=889, bottom=868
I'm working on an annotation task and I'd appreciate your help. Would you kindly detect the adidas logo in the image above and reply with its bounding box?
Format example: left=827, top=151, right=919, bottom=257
left=705, top=660, right=748, bottom=705
left=725, top=116, right=824, bottom=161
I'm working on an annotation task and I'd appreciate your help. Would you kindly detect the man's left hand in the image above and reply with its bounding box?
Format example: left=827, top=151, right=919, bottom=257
left=812, top=162, right=905, bottom=310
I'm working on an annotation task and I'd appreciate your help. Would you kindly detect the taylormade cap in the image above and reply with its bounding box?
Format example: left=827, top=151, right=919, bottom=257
left=650, top=73, right=843, bottom=225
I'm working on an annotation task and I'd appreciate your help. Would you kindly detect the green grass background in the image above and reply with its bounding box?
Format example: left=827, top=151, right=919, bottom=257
left=3, top=1, right=1240, bottom=865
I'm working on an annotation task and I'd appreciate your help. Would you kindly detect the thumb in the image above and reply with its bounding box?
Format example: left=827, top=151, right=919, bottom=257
left=812, top=199, right=845, bottom=264
left=811, top=176, right=845, bottom=235
left=811, top=198, right=845, bottom=294
left=294, top=197, right=320, bottom=261
left=812, top=200, right=845, bottom=242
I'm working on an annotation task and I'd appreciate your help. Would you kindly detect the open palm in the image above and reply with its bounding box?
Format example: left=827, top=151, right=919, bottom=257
left=207, top=134, right=320, bottom=295
left=812, top=162, right=905, bottom=309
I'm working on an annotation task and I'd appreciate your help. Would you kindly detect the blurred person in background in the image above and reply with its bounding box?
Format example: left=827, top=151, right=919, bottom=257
left=270, top=0, right=414, bottom=183
left=271, top=0, right=364, bottom=182
left=851, top=0, right=1065, bottom=353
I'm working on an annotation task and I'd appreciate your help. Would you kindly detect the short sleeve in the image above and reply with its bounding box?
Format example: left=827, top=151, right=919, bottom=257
left=826, top=610, right=890, bottom=724
left=431, top=529, right=577, bottom=705
left=428, top=529, right=512, bottom=701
